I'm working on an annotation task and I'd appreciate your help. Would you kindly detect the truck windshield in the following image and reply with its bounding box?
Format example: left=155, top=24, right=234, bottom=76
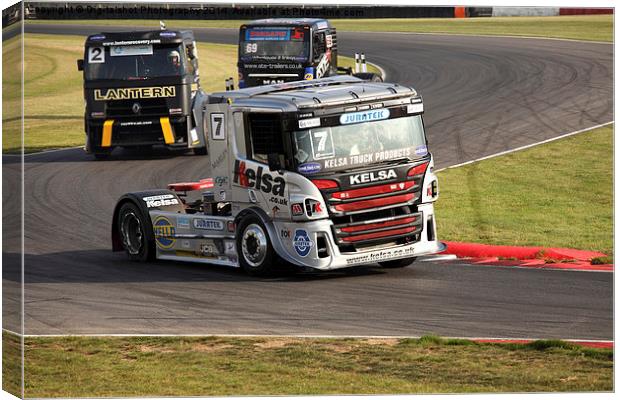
left=85, top=44, right=186, bottom=80
left=293, top=114, right=428, bottom=173
left=240, top=27, right=309, bottom=62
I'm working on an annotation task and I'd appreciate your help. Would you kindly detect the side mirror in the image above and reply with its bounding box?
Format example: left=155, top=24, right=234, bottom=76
left=77, top=59, right=84, bottom=71
left=267, top=153, right=282, bottom=172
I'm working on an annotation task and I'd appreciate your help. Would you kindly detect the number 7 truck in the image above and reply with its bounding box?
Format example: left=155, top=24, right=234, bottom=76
left=112, top=76, right=444, bottom=275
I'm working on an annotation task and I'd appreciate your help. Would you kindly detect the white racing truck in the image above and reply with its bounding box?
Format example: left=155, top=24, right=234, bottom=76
left=112, top=76, right=445, bottom=275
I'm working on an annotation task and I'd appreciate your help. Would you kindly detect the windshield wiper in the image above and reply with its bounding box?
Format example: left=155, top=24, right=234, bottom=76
left=381, top=157, right=411, bottom=165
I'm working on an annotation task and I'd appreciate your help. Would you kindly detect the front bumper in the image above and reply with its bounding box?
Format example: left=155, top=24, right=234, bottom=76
left=86, top=116, right=197, bottom=149
left=270, top=203, right=444, bottom=270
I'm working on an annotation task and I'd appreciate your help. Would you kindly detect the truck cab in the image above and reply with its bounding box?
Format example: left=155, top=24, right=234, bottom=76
left=237, top=18, right=341, bottom=88
left=112, top=77, right=444, bottom=275
left=78, top=30, right=207, bottom=159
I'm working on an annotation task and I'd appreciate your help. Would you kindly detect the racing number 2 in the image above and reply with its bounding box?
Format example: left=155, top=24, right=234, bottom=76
left=88, top=47, right=105, bottom=64
left=211, top=113, right=225, bottom=140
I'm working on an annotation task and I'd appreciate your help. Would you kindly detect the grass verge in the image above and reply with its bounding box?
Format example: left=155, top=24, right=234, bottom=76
left=28, top=15, right=613, bottom=42
left=435, top=125, right=613, bottom=256
left=23, top=334, right=612, bottom=397
left=3, top=33, right=378, bottom=153
left=2, top=331, right=22, bottom=397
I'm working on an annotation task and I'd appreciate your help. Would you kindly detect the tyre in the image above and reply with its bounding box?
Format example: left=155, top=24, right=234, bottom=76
left=93, top=149, right=112, bottom=160
left=353, top=72, right=383, bottom=82
left=379, top=257, right=416, bottom=268
left=236, top=214, right=276, bottom=276
left=117, top=202, right=154, bottom=262
left=193, top=146, right=207, bottom=156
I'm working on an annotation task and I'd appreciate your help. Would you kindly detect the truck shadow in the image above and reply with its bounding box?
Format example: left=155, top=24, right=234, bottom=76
left=4, top=250, right=387, bottom=285
left=22, top=146, right=196, bottom=164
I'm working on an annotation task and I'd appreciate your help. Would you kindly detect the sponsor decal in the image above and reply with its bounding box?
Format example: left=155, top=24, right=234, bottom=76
left=246, top=28, right=290, bottom=41
left=160, top=31, right=177, bottom=37
left=269, top=196, right=288, bottom=206
left=280, top=229, right=291, bottom=239
left=315, top=54, right=330, bottom=79
left=407, top=103, right=424, bottom=114
left=307, top=199, right=323, bottom=214
left=219, top=190, right=226, bottom=201
left=177, top=217, right=190, bottom=229
left=94, top=86, right=175, bottom=101
left=102, top=39, right=161, bottom=46
left=322, top=148, right=413, bottom=170
left=340, top=109, right=390, bottom=125
left=346, top=246, right=418, bottom=266
left=304, top=66, right=314, bottom=80
left=298, top=162, right=322, bottom=175
left=349, top=169, right=397, bottom=185
left=89, top=34, right=106, bottom=41
left=415, top=145, right=428, bottom=156
left=299, top=112, right=314, bottom=119
left=200, top=242, right=218, bottom=257
left=325, top=34, right=333, bottom=48
left=316, top=21, right=328, bottom=30
left=193, top=219, right=225, bottom=231
left=153, top=216, right=175, bottom=249
left=110, top=45, right=153, bottom=57
left=233, top=160, right=286, bottom=196
left=291, top=203, right=304, bottom=216
left=298, top=118, right=320, bottom=129
left=224, top=241, right=236, bottom=255
left=119, top=121, right=153, bottom=127
left=215, top=176, right=228, bottom=186
left=211, top=150, right=227, bottom=170
left=243, top=61, right=303, bottom=69
left=263, top=79, right=284, bottom=85
left=143, top=194, right=179, bottom=208
left=293, top=229, right=314, bottom=257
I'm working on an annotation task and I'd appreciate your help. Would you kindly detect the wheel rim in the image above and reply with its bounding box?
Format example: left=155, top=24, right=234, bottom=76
left=241, top=223, right=267, bottom=267
left=120, top=211, right=143, bottom=255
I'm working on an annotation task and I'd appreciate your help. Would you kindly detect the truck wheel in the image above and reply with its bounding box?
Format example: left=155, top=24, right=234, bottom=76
left=237, top=215, right=275, bottom=276
left=379, top=257, right=416, bottom=268
left=193, top=146, right=207, bottom=156
left=353, top=72, right=383, bottom=82
left=93, top=149, right=112, bottom=160
left=117, top=202, right=154, bottom=262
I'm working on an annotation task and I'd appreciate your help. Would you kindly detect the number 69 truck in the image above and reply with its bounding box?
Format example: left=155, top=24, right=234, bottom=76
left=112, top=76, right=444, bottom=275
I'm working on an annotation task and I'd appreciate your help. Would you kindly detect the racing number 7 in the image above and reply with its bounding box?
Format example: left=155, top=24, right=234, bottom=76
left=313, top=131, right=327, bottom=152
left=211, top=113, right=225, bottom=140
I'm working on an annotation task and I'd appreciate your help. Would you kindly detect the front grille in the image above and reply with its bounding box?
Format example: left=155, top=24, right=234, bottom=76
left=106, top=98, right=169, bottom=118
left=322, top=163, right=428, bottom=251
left=333, top=212, right=423, bottom=246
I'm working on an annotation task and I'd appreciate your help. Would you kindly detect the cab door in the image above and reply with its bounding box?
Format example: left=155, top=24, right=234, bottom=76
left=206, top=104, right=231, bottom=201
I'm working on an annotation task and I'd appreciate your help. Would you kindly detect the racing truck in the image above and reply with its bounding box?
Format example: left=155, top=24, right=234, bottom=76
left=112, top=76, right=444, bottom=275
left=237, top=18, right=382, bottom=88
left=77, top=29, right=208, bottom=159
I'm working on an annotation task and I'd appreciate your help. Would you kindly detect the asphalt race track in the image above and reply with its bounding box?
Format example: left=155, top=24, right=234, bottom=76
left=2, top=24, right=613, bottom=338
